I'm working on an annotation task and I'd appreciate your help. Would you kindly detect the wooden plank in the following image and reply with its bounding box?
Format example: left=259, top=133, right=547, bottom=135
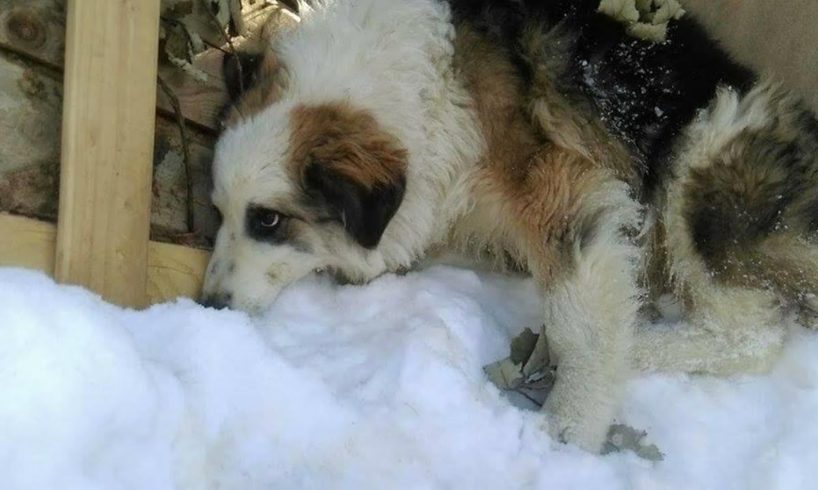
left=148, top=240, right=211, bottom=302
left=0, top=214, right=57, bottom=272
left=0, top=214, right=209, bottom=303
left=55, top=0, right=161, bottom=308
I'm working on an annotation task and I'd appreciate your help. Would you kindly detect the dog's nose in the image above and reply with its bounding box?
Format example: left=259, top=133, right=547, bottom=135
left=198, top=292, right=233, bottom=310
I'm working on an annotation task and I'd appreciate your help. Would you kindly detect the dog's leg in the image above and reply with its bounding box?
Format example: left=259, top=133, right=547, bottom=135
left=493, top=165, right=641, bottom=451
left=538, top=180, right=642, bottom=452
left=631, top=208, right=789, bottom=377
left=632, top=287, right=786, bottom=375
left=630, top=86, right=818, bottom=374
left=469, top=140, right=641, bottom=451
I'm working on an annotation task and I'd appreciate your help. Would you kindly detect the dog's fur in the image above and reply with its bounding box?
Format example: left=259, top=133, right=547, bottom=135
left=202, top=0, right=818, bottom=451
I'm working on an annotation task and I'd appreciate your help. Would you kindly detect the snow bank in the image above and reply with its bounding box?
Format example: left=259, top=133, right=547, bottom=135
left=1, top=266, right=817, bottom=489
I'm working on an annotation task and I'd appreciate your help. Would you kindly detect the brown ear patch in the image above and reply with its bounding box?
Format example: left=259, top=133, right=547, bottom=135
left=222, top=50, right=287, bottom=127
left=288, top=103, right=408, bottom=248
left=288, top=103, right=408, bottom=189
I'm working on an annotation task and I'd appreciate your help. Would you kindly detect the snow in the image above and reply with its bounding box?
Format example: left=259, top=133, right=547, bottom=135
left=1, top=266, right=818, bottom=489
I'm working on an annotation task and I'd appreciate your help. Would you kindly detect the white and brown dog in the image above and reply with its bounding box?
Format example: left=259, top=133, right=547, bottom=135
left=201, top=0, right=818, bottom=451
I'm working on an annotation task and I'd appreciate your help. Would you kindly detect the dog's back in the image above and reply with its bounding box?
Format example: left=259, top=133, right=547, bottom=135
left=450, top=0, right=818, bottom=374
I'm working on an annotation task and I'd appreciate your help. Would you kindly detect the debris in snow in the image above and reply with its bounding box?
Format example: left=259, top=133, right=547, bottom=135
left=604, top=424, right=665, bottom=462
left=484, top=327, right=554, bottom=398
left=486, top=328, right=664, bottom=461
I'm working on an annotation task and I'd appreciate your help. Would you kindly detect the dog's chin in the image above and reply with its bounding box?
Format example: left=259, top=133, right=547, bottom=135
left=229, top=286, right=285, bottom=316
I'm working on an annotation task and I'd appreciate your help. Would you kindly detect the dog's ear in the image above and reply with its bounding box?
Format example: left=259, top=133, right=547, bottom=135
left=223, top=51, right=266, bottom=102
left=220, top=49, right=286, bottom=127
left=304, top=162, right=406, bottom=249
left=292, top=104, right=408, bottom=248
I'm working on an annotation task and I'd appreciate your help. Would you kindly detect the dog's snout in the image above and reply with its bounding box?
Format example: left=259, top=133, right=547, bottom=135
left=198, top=292, right=233, bottom=310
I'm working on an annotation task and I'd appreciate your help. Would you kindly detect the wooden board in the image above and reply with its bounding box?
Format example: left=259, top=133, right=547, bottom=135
left=147, top=239, right=211, bottom=303
left=0, top=213, right=209, bottom=303
left=0, top=213, right=58, bottom=272
left=55, top=0, right=161, bottom=308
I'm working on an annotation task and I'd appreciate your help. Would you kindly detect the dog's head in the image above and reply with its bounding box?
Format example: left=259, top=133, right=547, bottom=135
left=201, top=50, right=408, bottom=312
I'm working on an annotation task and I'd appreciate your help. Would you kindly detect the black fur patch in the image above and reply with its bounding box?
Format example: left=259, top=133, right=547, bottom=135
left=199, top=291, right=232, bottom=310
left=277, top=0, right=301, bottom=14
left=685, top=133, right=807, bottom=265
left=244, top=205, right=314, bottom=252
left=222, top=51, right=267, bottom=102
left=303, top=163, right=406, bottom=249
left=448, top=0, right=757, bottom=200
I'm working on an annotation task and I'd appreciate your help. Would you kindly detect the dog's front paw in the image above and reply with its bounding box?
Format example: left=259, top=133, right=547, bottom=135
left=541, top=380, right=614, bottom=453
left=543, top=409, right=609, bottom=453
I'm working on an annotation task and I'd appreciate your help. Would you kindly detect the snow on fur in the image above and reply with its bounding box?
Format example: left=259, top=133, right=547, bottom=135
left=1, top=267, right=817, bottom=489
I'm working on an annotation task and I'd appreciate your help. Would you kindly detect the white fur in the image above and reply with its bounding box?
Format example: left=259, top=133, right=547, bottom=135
left=207, top=0, right=483, bottom=309
left=541, top=181, right=642, bottom=449
left=205, top=0, right=638, bottom=452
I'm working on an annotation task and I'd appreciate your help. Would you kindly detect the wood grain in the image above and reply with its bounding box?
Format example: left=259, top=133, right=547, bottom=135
left=55, top=0, right=161, bottom=308
left=0, top=0, right=294, bottom=134
left=147, top=240, right=210, bottom=303
left=0, top=0, right=226, bottom=132
left=156, top=49, right=228, bottom=133
left=0, top=213, right=57, bottom=272
left=0, top=213, right=209, bottom=303
left=0, top=1, right=66, bottom=70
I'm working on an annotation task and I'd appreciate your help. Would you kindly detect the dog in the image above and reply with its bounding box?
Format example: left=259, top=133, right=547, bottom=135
left=201, top=0, right=818, bottom=452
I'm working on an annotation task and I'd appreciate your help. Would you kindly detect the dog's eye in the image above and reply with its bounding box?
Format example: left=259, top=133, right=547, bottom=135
left=246, top=205, right=287, bottom=242
left=259, top=210, right=280, bottom=228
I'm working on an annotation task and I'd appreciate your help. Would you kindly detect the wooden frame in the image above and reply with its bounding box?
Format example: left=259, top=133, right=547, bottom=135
left=54, top=0, right=162, bottom=307
left=0, top=213, right=209, bottom=304
left=0, top=0, right=210, bottom=307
